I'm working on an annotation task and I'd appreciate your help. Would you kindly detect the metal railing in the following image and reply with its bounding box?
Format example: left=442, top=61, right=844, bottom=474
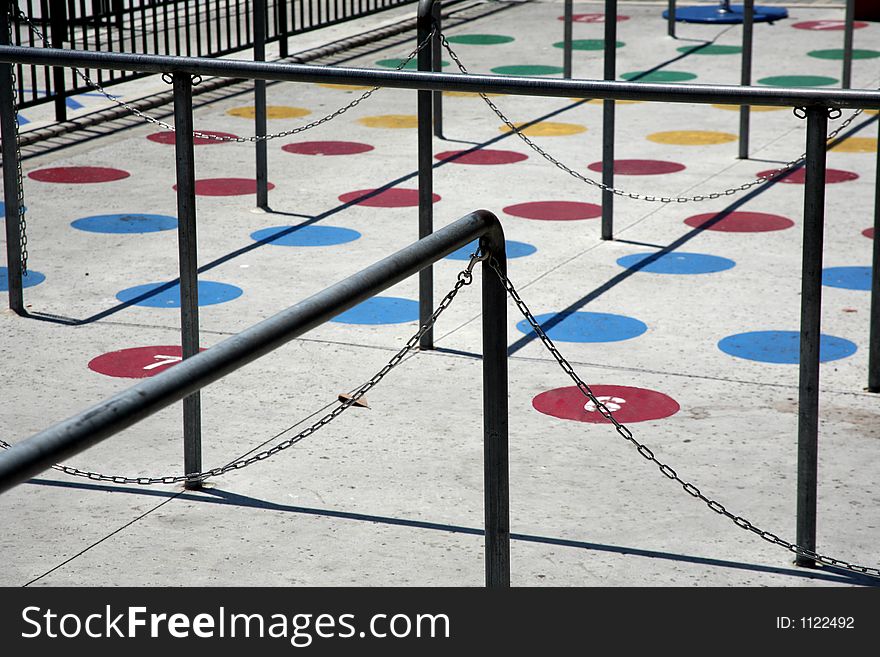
left=540, top=0, right=865, bottom=231
left=7, top=0, right=419, bottom=120
left=0, top=208, right=511, bottom=587
left=555, top=0, right=618, bottom=237
left=1, top=30, right=879, bottom=573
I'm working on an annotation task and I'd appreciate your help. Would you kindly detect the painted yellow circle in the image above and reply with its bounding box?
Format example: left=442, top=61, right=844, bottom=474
left=357, top=114, right=418, bottom=128
left=500, top=121, right=586, bottom=136
left=443, top=91, right=506, bottom=98
left=227, top=105, right=311, bottom=119
left=647, top=130, right=737, bottom=145
left=712, top=103, right=786, bottom=112
left=829, top=136, right=877, bottom=153
left=319, top=83, right=372, bottom=91
left=576, top=98, right=642, bottom=105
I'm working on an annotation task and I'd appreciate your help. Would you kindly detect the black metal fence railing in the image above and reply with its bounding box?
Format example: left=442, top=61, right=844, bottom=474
left=8, top=0, right=418, bottom=119
left=0, top=14, right=879, bottom=581
left=0, top=206, right=511, bottom=587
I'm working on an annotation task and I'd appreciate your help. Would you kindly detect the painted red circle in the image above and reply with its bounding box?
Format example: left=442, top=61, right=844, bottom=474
left=88, top=345, right=205, bottom=379
left=282, top=141, right=374, bottom=155
left=147, top=130, right=239, bottom=145
left=503, top=200, right=602, bottom=221
left=793, top=20, right=868, bottom=31
left=587, top=159, right=686, bottom=175
left=28, top=166, right=130, bottom=183
left=338, top=188, right=440, bottom=207
left=533, top=385, right=680, bottom=424
left=435, top=149, right=528, bottom=165
left=864, top=227, right=875, bottom=239
left=684, top=211, right=795, bottom=232
left=757, top=168, right=859, bottom=184
left=173, top=178, right=275, bottom=196
left=560, top=13, right=630, bottom=23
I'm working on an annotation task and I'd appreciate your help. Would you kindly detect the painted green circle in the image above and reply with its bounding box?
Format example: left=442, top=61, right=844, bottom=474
left=621, top=70, right=698, bottom=83
left=553, top=39, right=624, bottom=50
left=447, top=34, right=515, bottom=45
left=808, top=48, right=880, bottom=60
left=758, top=75, right=838, bottom=87
left=375, top=58, right=449, bottom=70
left=491, top=64, right=565, bottom=76
left=677, top=44, right=742, bottom=55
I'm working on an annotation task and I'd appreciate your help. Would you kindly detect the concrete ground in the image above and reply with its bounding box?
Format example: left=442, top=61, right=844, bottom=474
left=1, top=0, right=879, bottom=587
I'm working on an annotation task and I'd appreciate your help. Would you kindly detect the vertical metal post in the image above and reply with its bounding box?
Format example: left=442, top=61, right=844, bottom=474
left=667, top=0, right=676, bottom=39
left=481, top=233, right=509, bottom=588
left=795, top=106, right=829, bottom=568
left=0, top=6, right=24, bottom=314
left=172, top=73, right=203, bottom=490
left=601, top=0, right=617, bottom=241
left=563, top=0, right=573, bottom=79
left=49, top=0, right=67, bottom=122
left=842, top=0, right=854, bottom=90
left=738, top=0, right=753, bottom=159
left=431, top=0, right=443, bottom=138
left=417, top=0, right=434, bottom=349
left=868, top=118, right=880, bottom=392
left=254, top=0, right=269, bottom=210
left=278, top=0, right=289, bottom=58
left=112, top=0, right=123, bottom=31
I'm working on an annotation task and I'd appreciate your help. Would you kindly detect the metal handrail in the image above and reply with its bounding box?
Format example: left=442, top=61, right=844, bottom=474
left=8, top=0, right=424, bottom=118
left=1, top=44, right=879, bottom=108
left=0, top=209, right=511, bottom=587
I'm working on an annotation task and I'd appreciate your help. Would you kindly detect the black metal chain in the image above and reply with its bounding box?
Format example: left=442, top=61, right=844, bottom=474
left=12, top=5, right=436, bottom=143
left=438, top=29, right=867, bottom=204
left=0, top=251, right=486, bottom=485
left=5, top=8, right=28, bottom=275
left=489, top=257, right=880, bottom=580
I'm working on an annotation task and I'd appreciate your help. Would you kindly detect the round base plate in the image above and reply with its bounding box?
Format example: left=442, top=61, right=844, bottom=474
left=662, top=5, right=789, bottom=24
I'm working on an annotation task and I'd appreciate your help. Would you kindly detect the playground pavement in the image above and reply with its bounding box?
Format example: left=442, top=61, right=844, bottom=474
left=1, top=0, right=878, bottom=587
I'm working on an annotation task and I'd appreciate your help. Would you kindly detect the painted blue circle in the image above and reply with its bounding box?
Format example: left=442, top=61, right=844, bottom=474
left=662, top=5, right=788, bottom=24
left=445, top=239, right=537, bottom=261
left=331, top=296, right=419, bottom=325
left=822, top=266, right=872, bottom=291
left=516, top=311, right=647, bottom=343
left=116, top=280, right=243, bottom=307
left=718, top=330, right=857, bottom=364
left=71, top=213, right=178, bottom=234
left=251, top=225, right=361, bottom=247
left=617, top=251, right=736, bottom=274
left=0, top=202, right=27, bottom=217
left=0, top=266, right=45, bottom=291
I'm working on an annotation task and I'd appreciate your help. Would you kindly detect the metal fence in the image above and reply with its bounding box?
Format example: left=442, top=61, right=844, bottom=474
left=1, top=3, right=879, bottom=581
left=0, top=205, right=512, bottom=588
left=7, top=0, right=417, bottom=119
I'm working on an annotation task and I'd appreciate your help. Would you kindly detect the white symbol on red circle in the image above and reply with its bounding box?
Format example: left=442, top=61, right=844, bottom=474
left=584, top=395, right=626, bottom=413
left=88, top=345, right=205, bottom=378
left=533, top=385, right=680, bottom=424
left=142, top=354, right=183, bottom=370
left=793, top=20, right=868, bottom=31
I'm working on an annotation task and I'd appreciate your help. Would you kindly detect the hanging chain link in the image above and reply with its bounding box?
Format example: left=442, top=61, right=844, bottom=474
left=12, top=6, right=435, bottom=143
left=439, top=30, right=867, bottom=204
left=0, top=251, right=484, bottom=485
left=5, top=9, right=28, bottom=275
left=489, top=258, right=880, bottom=580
